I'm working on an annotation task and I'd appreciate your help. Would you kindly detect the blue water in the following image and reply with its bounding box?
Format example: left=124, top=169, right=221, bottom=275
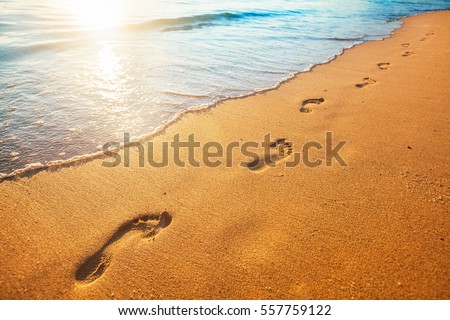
left=1, top=0, right=449, bottom=175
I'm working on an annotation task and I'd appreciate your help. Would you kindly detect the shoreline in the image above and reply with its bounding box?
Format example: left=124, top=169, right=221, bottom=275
left=0, top=12, right=411, bottom=181
left=1, top=11, right=449, bottom=299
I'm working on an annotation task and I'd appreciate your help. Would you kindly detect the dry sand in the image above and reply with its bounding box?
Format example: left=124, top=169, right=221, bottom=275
left=0, top=11, right=449, bottom=300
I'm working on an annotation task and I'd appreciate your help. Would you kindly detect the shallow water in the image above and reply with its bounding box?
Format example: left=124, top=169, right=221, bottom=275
left=1, top=0, right=449, bottom=175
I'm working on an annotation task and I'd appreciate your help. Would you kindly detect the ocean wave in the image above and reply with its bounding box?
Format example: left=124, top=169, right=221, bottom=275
left=124, top=10, right=302, bottom=33
left=0, top=10, right=303, bottom=60
left=162, top=91, right=210, bottom=99
left=305, top=35, right=367, bottom=41
left=0, top=40, right=76, bottom=61
left=327, top=36, right=366, bottom=41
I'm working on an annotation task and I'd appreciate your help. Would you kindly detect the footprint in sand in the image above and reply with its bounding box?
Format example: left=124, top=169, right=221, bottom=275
left=246, top=138, right=293, bottom=171
left=421, top=32, right=434, bottom=41
left=299, top=98, right=325, bottom=113
left=355, top=77, right=376, bottom=88
left=377, top=62, right=390, bottom=70
left=401, top=43, right=410, bottom=48
left=402, top=51, right=414, bottom=57
left=75, top=211, right=172, bottom=285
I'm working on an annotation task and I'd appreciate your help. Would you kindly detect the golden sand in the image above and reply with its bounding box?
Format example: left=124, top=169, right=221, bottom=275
left=0, top=11, right=449, bottom=299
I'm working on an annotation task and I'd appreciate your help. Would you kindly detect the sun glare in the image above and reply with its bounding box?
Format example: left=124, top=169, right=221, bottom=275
left=67, top=0, right=122, bottom=30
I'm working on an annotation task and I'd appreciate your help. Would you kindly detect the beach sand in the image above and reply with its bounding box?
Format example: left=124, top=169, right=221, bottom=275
left=0, top=11, right=449, bottom=299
